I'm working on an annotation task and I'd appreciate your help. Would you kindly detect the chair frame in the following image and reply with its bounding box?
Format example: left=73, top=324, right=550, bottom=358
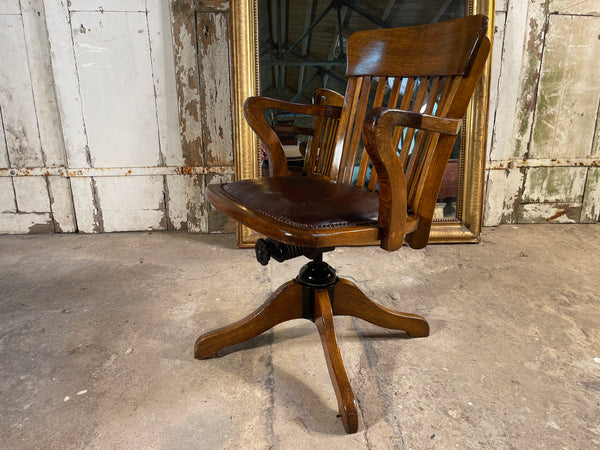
left=195, top=16, right=490, bottom=433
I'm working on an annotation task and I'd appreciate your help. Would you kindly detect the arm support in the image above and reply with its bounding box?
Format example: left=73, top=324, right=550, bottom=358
left=362, top=107, right=462, bottom=251
left=244, top=96, right=343, bottom=177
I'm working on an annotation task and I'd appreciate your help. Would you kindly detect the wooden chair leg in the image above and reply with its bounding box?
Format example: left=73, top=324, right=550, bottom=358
left=194, top=280, right=303, bottom=359
left=333, top=277, right=430, bottom=338
left=314, top=289, right=359, bottom=434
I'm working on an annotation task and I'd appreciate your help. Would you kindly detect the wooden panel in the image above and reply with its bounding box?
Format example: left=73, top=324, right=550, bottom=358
left=147, top=0, right=183, bottom=166
left=171, top=0, right=203, bottom=166
left=521, top=167, right=588, bottom=204
left=13, top=177, right=51, bottom=213
left=0, top=212, right=53, bottom=234
left=196, top=11, right=233, bottom=166
left=581, top=168, right=600, bottom=223
left=517, top=203, right=582, bottom=224
left=47, top=177, right=77, bottom=232
left=0, top=108, right=8, bottom=168
left=44, top=0, right=90, bottom=168
left=206, top=173, right=236, bottom=232
left=483, top=168, right=525, bottom=226
left=94, top=176, right=166, bottom=232
left=0, top=1, right=20, bottom=14
left=72, top=12, right=161, bottom=167
left=0, top=178, right=16, bottom=213
left=550, top=0, right=600, bottom=15
left=488, top=0, right=528, bottom=161
left=185, top=175, right=208, bottom=232
left=529, top=15, right=600, bottom=159
left=165, top=175, right=188, bottom=230
left=0, top=15, right=44, bottom=167
left=68, top=0, right=146, bottom=11
left=70, top=177, right=101, bottom=232
left=22, top=0, right=68, bottom=167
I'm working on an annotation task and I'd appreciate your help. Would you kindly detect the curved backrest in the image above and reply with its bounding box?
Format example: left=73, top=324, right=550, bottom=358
left=307, top=15, right=489, bottom=248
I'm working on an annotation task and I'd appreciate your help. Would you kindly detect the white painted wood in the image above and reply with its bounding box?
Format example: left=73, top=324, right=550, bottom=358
left=13, top=176, right=51, bottom=212
left=0, top=108, right=8, bottom=168
left=488, top=0, right=528, bottom=161
left=101, top=208, right=165, bottom=232
left=44, top=0, right=90, bottom=168
left=550, top=0, right=600, bottom=15
left=483, top=168, right=524, bottom=226
left=495, top=0, right=508, bottom=12
left=0, top=0, right=20, bottom=15
left=522, top=167, right=588, bottom=203
left=0, top=178, right=16, bottom=213
left=21, top=0, right=68, bottom=167
left=70, top=177, right=100, bottom=232
left=68, top=0, right=146, bottom=12
left=529, top=15, right=600, bottom=159
left=48, top=177, right=77, bottom=232
left=486, top=10, right=505, bottom=159
left=196, top=12, right=233, bottom=166
left=165, top=175, right=187, bottom=230
left=581, top=168, right=600, bottom=223
left=94, top=176, right=166, bottom=231
left=518, top=203, right=581, bottom=224
left=72, top=11, right=161, bottom=168
left=146, top=0, right=183, bottom=166
left=186, top=175, right=207, bottom=233
left=0, top=14, right=44, bottom=168
left=0, top=212, right=52, bottom=233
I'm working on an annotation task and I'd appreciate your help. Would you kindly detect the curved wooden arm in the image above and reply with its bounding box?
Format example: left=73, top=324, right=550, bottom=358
left=362, top=107, right=462, bottom=251
left=244, top=96, right=343, bottom=177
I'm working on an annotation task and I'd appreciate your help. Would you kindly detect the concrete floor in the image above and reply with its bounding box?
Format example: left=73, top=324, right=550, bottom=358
left=0, top=225, right=599, bottom=449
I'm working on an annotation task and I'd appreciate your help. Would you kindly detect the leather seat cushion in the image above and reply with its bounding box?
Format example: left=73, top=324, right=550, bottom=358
left=216, top=177, right=379, bottom=229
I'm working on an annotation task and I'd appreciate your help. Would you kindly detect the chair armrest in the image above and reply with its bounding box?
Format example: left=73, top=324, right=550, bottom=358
left=362, top=107, right=462, bottom=251
left=244, top=96, right=343, bottom=177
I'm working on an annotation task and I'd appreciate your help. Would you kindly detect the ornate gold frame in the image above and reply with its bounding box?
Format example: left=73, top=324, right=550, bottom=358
left=231, top=0, right=495, bottom=247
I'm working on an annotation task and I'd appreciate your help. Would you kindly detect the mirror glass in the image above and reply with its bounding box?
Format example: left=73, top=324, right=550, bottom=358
left=257, top=0, right=466, bottom=220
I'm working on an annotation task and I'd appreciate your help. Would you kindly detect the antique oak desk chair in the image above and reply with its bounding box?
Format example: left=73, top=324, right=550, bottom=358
left=195, top=15, right=490, bottom=433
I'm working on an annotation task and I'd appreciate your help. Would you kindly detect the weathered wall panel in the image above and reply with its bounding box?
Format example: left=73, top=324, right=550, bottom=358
left=45, top=0, right=91, bottom=168
left=517, top=203, right=582, bottom=223
left=581, top=168, right=600, bottom=223
left=72, top=11, right=162, bottom=168
left=171, top=1, right=204, bottom=166
left=0, top=14, right=44, bottom=168
left=13, top=177, right=51, bottom=213
left=521, top=167, right=588, bottom=204
left=147, top=0, right=183, bottom=166
left=95, top=176, right=166, bottom=232
left=485, top=0, right=600, bottom=226
left=529, top=15, right=600, bottom=160
left=21, top=0, right=68, bottom=168
left=0, top=0, right=20, bottom=14
left=70, top=177, right=101, bottom=232
left=0, top=178, right=16, bottom=213
left=0, top=108, right=9, bottom=168
left=550, top=0, right=600, bottom=15
left=196, top=11, right=233, bottom=166
left=48, top=177, right=77, bottom=232
left=68, top=0, right=146, bottom=11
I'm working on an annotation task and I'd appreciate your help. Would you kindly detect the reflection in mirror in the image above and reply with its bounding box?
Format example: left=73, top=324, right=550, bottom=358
left=257, top=0, right=466, bottom=220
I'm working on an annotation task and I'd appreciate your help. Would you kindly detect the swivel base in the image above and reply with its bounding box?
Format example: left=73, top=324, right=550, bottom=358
left=194, top=261, right=429, bottom=434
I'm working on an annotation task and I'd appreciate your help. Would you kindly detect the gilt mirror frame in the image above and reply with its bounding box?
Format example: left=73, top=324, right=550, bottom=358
left=230, top=0, right=495, bottom=247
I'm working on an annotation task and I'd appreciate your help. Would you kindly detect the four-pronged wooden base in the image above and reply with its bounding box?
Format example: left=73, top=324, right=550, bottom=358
left=194, top=273, right=429, bottom=434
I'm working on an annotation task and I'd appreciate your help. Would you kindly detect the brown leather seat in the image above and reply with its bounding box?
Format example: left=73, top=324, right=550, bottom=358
left=207, top=177, right=420, bottom=247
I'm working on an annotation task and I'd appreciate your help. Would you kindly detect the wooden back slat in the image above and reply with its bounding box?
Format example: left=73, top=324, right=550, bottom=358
left=291, top=15, right=489, bottom=248
left=347, top=15, right=488, bottom=77
left=340, top=76, right=372, bottom=184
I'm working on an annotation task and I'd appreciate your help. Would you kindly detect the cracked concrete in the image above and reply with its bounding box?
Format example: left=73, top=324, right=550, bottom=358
left=1, top=224, right=599, bottom=448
